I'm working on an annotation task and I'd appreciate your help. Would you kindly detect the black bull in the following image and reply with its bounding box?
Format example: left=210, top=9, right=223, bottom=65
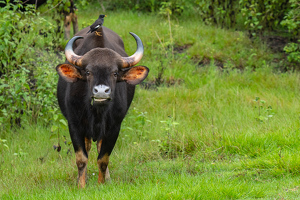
left=56, top=26, right=149, bottom=188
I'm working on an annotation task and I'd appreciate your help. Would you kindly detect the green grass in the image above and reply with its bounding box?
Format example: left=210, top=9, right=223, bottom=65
left=2, top=67, right=300, bottom=199
left=1, top=4, right=300, bottom=199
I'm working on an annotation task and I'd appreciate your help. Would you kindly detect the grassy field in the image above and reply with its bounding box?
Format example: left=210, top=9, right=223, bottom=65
left=1, top=3, right=300, bottom=199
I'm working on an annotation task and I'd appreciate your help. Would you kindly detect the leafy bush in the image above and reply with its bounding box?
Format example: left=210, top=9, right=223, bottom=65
left=281, top=1, right=300, bottom=69
left=0, top=55, right=61, bottom=129
left=283, top=40, right=300, bottom=68
left=239, top=0, right=290, bottom=36
left=195, top=0, right=238, bottom=28
left=0, top=1, right=63, bottom=129
left=0, top=1, right=62, bottom=74
left=281, top=0, right=300, bottom=36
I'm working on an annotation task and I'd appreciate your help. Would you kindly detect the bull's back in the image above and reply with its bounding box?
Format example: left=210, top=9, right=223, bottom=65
left=74, top=26, right=127, bottom=56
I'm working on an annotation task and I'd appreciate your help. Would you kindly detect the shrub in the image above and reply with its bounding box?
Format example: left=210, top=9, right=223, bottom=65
left=281, top=0, right=300, bottom=36
left=0, top=1, right=63, bottom=129
left=283, top=40, right=300, bottom=68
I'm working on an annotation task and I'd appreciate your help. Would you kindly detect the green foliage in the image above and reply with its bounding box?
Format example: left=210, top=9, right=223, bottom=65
left=158, top=0, right=194, bottom=17
left=159, top=2, right=180, bottom=16
left=1, top=2, right=47, bottom=74
left=283, top=40, right=300, bottom=67
left=281, top=0, right=300, bottom=36
left=195, top=0, right=238, bottom=28
left=0, top=2, right=64, bottom=129
left=0, top=59, right=60, bottom=129
left=239, top=0, right=289, bottom=36
left=194, top=0, right=299, bottom=39
left=43, top=0, right=88, bottom=20
left=46, top=0, right=71, bottom=13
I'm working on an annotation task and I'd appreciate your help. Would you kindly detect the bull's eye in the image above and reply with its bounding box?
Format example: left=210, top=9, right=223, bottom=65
left=113, top=72, right=118, bottom=77
left=85, top=70, right=90, bottom=76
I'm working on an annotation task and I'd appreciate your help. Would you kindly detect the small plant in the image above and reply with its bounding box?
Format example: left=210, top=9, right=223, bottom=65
left=123, top=107, right=152, bottom=140
left=253, top=97, right=275, bottom=123
left=49, top=112, right=70, bottom=153
left=159, top=116, right=180, bottom=158
left=158, top=116, right=195, bottom=159
left=158, top=117, right=196, bottom=159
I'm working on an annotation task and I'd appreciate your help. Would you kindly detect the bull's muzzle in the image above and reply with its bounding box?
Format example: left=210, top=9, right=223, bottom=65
left=92, top=84, right=111, bottom=104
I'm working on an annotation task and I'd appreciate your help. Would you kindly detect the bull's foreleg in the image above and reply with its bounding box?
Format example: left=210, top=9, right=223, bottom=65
left=75, top=149, right=88, bottom=188
left=75, top=138, right=91, bottom=188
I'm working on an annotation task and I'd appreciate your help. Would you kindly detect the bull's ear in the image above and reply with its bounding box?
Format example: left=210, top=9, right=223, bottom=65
left=121, top=66, right=149, bottom=85
left=56, top=64, right=82, bottom=83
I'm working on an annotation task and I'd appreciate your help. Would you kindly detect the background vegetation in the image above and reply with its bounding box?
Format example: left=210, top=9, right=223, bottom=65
left=0, top=0, right=300, bottom=199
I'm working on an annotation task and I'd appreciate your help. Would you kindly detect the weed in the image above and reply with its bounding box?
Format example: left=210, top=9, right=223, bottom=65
left=50, top=113, right=70, bottom=153
left=123, top=107, right=152, bottom=140
left=253, top=97, right=275, bottom=123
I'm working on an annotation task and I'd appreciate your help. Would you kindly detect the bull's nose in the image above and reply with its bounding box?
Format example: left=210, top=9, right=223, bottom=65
left=93, top=85, right=111, bottom=99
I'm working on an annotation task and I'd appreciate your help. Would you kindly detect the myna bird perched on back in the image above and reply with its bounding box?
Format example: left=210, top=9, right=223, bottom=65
left=87, top=14, right=107, bottom=34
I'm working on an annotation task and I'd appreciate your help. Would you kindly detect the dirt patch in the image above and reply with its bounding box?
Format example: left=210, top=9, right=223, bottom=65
left=197, top=56, right=225, bottom=69
left=173, top=44, right=192, bottom=53
left=140, top=77, right=184, bottom=90
left=262, top=35, right=291, bottom=53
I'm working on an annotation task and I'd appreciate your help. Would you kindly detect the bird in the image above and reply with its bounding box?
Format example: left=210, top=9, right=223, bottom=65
left=87, top=14, right=107, bottom=34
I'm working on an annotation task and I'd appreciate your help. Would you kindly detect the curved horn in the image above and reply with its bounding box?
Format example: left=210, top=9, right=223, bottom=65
left=65, top=36, right=84, bottom=67
left=121, top=32, right=144, bottom=68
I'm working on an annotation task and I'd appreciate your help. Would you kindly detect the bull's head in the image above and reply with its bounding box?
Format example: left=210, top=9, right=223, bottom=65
left=56, top=32, right=149, bottom=105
